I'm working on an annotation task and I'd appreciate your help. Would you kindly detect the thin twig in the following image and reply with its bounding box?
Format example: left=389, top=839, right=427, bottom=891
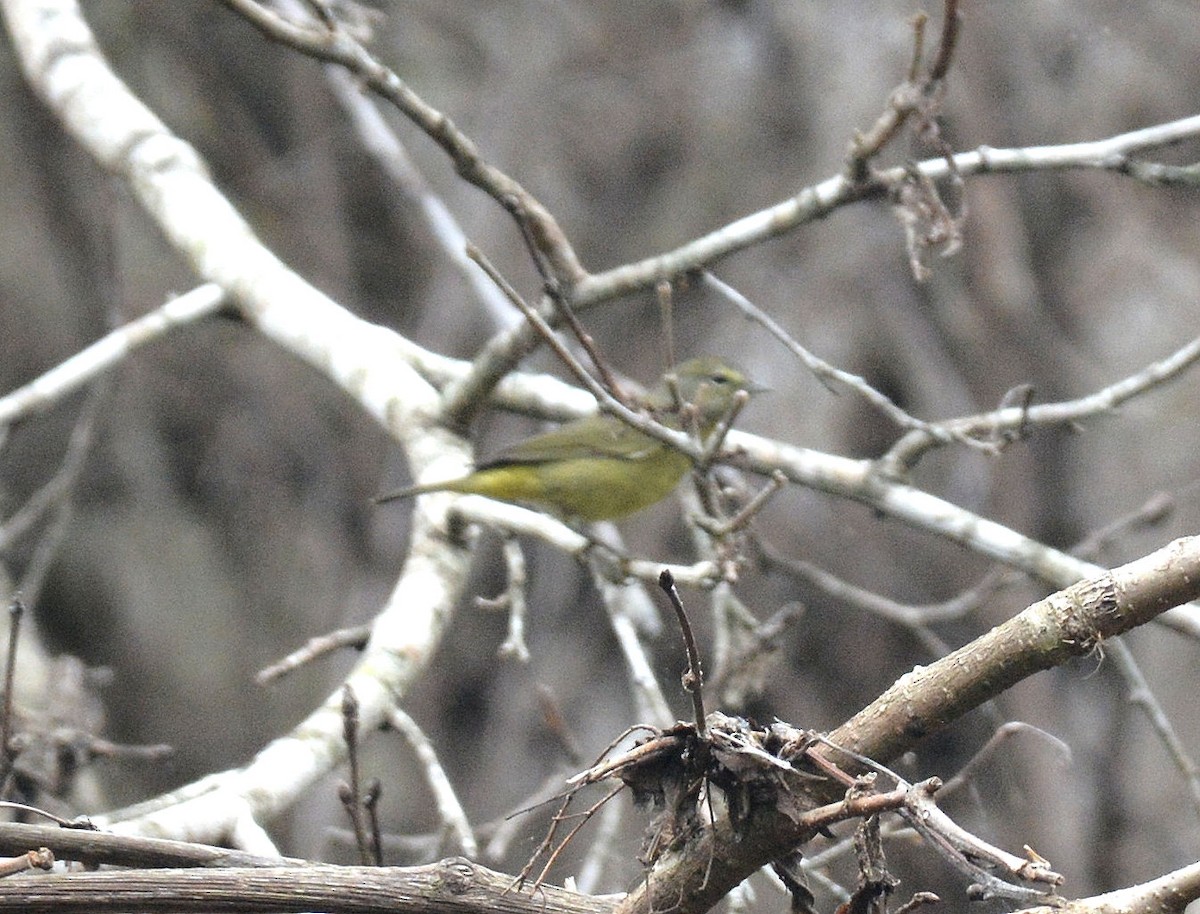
left=693, top=470, right=787, bottom=538
left=514, top=789, right=574, bottom=888
left=1069, top=490, right=1177, bottom=562
left=463, top=245, right=640, bottom=413
left=532, top=784, right=626, bottom=890
left=216, top=0, right=585, bottom=286
left=255, top=623, right=372, bottom=685
left=572, top=794, right=623, bottom=895
left=938, top=722, right=1071, bottom=799
left=809, top=739, right=1064, bottom=894
left=0, top=600, right=21, bottom=794
left=0, top=285, right=225, bottom=428
left=1105, top=639, right=1200, bottom=818
left=340, top=686, right=373, bottom=866
left=846, top=0, right=961, bottom=178
left=658, top=570, right=707, bottom=737
left=592, top=570, right=674, bottom=727
left=535, top=685, right=584, bottom=767
left=493, top=538, right=531, bottom=663
left=697, top=389, right=752, bottom=469
left=0, top=382, right=106, bottom=551
left=899, top=783, right=1061, bottom=901
left=0, top=847, right=54, bottom=877
left=709, top=601, right=804, bottom=706
left=656, top=280, right=677, bottom=376
left=756, top=539, right=1007, bottom=629
left=927, top=0, right=962, bottom=82
left=387, top=707, right=478, bottom=858
left=362, top=780, right=384, bottom=866
left=9, top=380, right=109, bottom=609
left=702, top=273, right=958, bottom=446
left=506, top=210, right=619, bottom=399
left=322, top=67, right=518, bottom=332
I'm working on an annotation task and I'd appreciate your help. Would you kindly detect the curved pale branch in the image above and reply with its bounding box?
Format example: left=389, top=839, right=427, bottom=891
left=2, top=0, right=477, bottom=843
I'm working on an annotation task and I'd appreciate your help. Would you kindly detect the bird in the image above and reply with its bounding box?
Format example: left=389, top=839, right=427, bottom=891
left=374, top=356, right=760, bottom=521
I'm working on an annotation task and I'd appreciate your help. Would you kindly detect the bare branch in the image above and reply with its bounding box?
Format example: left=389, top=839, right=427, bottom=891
left=0, top=857, right=619, bottom=914
left=255, top=624, right=372, bottom=686
left=657, top=570, right=707, bottom=738
left=1103, top=639, right=1200, bottom=818
left=388, top=708, right=478, bottom=859
left=215, top=0, right=585, bottom=287
left=572, top=114, right=1200, bottom=305
left=885, top=334, right=1200, bottom=468
left=617, top=539, right=1200, bottom=914
left=826, top=536, right=1200, bottom=770
left=1015, top=860, right=1200, bottom=914
left=0, top=285, right=224, bottom=428
left=490, top=537, right=531, bottom=664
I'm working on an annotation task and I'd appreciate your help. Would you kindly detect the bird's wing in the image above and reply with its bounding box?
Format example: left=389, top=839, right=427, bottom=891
left=484, top=414, right=661, bottom=466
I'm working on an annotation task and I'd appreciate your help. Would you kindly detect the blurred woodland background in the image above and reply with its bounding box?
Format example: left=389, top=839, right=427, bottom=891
left=1, top=1, right=1200, bottom=910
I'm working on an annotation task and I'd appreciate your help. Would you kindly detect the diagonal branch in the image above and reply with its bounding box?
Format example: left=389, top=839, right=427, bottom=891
left=215, top=0, right=585, bottom=288
left=615, top=537, right=1200, bottom=914
left=572, top=114, right=1200, bottom=305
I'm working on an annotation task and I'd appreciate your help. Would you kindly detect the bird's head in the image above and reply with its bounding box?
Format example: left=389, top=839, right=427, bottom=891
left=648, top=356, right=764, bottom=433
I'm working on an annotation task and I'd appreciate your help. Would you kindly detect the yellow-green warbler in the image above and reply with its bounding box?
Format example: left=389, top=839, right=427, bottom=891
left=375, top=357, right=760, bottom=520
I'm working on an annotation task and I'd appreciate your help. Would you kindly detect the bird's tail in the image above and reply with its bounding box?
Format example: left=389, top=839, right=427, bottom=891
left=373, top=480, right=456, bottom=505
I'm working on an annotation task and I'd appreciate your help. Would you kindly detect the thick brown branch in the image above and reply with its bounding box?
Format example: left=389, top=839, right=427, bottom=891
left=825, top=536, right=1200, bottom=765
left=0, top=857, right=615, bottom=914
left=615, top=537, right=1200, bottom=914
left=0, top=821, right=297, bottom=870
